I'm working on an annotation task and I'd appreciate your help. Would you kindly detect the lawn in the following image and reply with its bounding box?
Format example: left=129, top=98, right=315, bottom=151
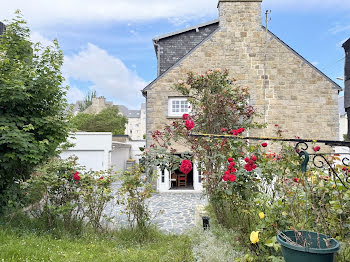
left=0, top=227, right=193, bottom=262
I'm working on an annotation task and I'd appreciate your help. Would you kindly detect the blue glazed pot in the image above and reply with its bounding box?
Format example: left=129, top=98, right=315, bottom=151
left=276, top=230, right=339, bottom=262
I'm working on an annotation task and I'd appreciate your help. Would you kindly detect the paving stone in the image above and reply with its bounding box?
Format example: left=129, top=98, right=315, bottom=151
left=104, top=185, right=208, bottom=234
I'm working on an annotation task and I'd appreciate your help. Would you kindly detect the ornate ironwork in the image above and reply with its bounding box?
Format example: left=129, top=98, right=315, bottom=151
left=189, top=133, right=350, bottom=188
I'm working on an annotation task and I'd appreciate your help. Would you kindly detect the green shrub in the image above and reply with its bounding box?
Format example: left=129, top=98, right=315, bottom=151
left=20, top=157, right=114, bottom=231
left=117, top=164, right=155, bottom=234
left=0, top=12, right=71, bottom=212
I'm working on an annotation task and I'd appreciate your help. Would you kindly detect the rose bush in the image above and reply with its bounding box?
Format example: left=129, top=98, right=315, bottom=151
left=145, top=69, right=349, bottom=260
left=20, top=157, right=114, bottom=231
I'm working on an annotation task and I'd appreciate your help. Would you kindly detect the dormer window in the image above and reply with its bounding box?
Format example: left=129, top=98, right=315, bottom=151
left=168, top=97, right=191, bottom=117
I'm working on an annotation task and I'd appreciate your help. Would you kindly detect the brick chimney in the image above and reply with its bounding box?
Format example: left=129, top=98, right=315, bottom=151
left=217, top=0, right=262, bottom=31
left=342, top=38, right=350, bottom=139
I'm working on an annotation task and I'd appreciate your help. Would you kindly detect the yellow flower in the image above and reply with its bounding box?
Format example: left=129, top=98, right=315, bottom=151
left=282, top=211, right=287, bottom=217
left=250, top=231, right=259, bottom=244
left=259, top=212, right=265, bottom=219
left=332, top=184, right=336, bottom=189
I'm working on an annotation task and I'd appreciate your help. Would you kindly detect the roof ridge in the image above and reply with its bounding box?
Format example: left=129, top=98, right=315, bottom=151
left=153, top=19, right=219, bottom=42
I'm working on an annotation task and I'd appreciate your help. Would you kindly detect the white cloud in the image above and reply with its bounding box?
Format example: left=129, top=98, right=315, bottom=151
left=63, top=43, right=147, bottom=109
left=263, top=0, right=350, bottom=11
left=2, top=0, right=348, bottom=27
left=31, top=31, right=54, bottom=47
left=0, top=0, right=216, bottom=26
left=329, top=24, right=350, bottom=35
left=66, top=86, right=85, bottom=104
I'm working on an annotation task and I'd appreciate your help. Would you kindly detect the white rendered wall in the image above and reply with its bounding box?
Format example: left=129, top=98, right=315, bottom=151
left=60, top=132, right=112, bottom=171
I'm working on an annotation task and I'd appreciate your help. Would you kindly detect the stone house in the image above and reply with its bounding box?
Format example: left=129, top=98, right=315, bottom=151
left=142, top=0, right=341, bottom=192
left=76, top=97, right=146, bottom=141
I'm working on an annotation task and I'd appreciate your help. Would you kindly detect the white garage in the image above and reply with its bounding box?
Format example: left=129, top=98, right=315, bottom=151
left=60, top=132, right=112, bottom=171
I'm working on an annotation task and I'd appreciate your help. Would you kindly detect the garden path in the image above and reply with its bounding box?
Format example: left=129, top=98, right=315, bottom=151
left=104, top=183, right=208, bottom=234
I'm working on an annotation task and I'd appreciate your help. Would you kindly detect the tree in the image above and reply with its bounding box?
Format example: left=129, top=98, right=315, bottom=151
left=71, top=106, right=127, bottom=135
left=0, top=12, right=71, bottom=211
left=78, top=90, right=96, bottom=112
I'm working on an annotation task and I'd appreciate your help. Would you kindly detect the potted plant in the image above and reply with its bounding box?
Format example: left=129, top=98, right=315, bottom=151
left=276, top=150, right=341, bottom=262
left=277, top=230, right=339, bottom=262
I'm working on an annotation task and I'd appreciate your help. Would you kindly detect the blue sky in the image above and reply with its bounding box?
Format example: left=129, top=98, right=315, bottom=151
left=1, top=0, right=349, bottom=109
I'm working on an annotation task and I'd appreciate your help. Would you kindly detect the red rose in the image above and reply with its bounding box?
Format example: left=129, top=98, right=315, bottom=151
left=229, top=174, right=236, bottom=182
left=228, top=162, right=236, bottom=169
left=227, top=157, right=234, bottom=162
left=182, top=114, right=189, bottom=120
left=261, top=143, right=268, bottom=147
left=73, top=171, right=80, bottom=181
left=224, top=170, right=231, bottom=175
left=222, top=174, right=229, bottom=181
left=251, top=155, right=257, bottom=161
left=231, top=168, right=237, bottom=173
left=222, top=128, right=227, bottom=132
left=252, top=164, right=257, bottom=170
left=244, top=157, right=250, bottom=163
left=342, top=167, right=348, bottom=171
left=248, top=160, right=254, bottom=165
left=180, top=160, right=193, bottom=174
left=312, top=146, right=320, bottom=152
left=237, top=128, right=245, bottom=133
left=185, top=119, right=194, bottom=130
left=293, top=177, right=299, bottom=183
left=99, top=176, right=104, bottom=180
left=245, top=164, right=253, bottom=172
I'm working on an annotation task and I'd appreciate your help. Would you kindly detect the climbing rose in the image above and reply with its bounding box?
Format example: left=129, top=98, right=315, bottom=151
left=180, top=160, right=192, bottom=174
left=228, top=174, right=236, bottom=182
left=312, top=146, right=321, bottom=152
left=293, top=177, right=299, bottom=183
left=224, top=170, right=231, bottom=175
left=245, top=164, right=253, bottom=172
left=182, top=113, right=189, bottom=120
left=222, top=174, right=229, bottom=181
left=251, top=155, right=257, bottom=161
left=222, top=128, right=227, bottom=132
left=185, top=119, right=194, bottom=130
left=261, top=142, right=268, bottom=147
left=99, top=176, right=104, bottom=180
left=244, top=157, right=250, bottom=163
left=227, top=158, right=233, bottom=162
left=228, top=162, right=236, bottom=169
left=73, top=172, right=80, bottom=181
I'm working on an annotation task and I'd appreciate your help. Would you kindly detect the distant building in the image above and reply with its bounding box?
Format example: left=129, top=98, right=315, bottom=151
left=72, top=97, right=146, bottom=141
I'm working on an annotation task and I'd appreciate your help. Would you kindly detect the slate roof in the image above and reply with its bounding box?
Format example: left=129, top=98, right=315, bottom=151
left=142, top=21, right=342, bottom=96
left=117, top=104, right=144, bottom=118
left=0, top=21, right=5, bottom=35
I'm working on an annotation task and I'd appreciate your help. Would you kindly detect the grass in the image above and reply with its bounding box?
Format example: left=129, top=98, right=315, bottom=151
left=0, top=216, right=193, bottom=262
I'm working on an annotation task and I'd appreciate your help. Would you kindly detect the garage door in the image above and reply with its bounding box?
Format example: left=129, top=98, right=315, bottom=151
left=60, top=150, right=105, bottom=171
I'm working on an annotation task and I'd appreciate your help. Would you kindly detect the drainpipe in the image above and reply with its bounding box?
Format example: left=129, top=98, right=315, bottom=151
left=153, top=40, right=161, bottom=76
left=342, top=39, right=350, bottom=140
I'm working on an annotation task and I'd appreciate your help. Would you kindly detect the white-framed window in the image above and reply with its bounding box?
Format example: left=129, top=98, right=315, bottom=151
left=168, top=97, right=191, bottom=117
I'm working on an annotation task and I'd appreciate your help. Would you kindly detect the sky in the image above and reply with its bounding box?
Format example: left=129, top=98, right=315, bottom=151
left=0, top=0, right=349, bottom=109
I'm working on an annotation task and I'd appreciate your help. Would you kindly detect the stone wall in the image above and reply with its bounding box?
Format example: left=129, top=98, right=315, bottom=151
left=146, top=0, right=339, bottom=151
